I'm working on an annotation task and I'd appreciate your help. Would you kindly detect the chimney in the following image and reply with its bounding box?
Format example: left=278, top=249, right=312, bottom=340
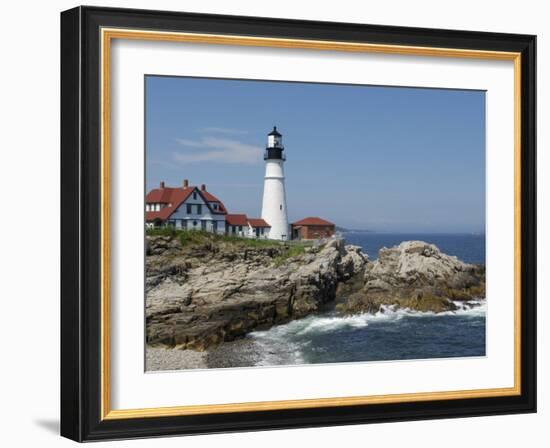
left=160, top=181, right=165, bottom=188
left=183, top=179, right=189, bottom=188
left=201, top=184, right=206, bottom=191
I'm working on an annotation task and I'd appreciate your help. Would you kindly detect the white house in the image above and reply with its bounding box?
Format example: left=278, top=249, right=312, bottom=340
left=224, top=214, right=248, bottom=237
left=247, top=218, right=271, bottom=239
left=146, top=180, right=272, bottom=239
left=145, top=180, right=227, bottom=233
left=224, top=214, right=271, bottom=239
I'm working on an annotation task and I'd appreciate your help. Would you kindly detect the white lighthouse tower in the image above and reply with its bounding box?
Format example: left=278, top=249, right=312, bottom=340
left=261, top=126, right=289, bottom=240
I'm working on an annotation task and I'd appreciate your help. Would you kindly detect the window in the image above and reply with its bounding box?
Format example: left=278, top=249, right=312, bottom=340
left=197, top=204, right=202, bottom=215
left=213, top=203, right=217, bottom=210
left=238, top=226, right=242, bottom=232
left=187, top=204, right=192, bottom=214
left=193, top=192, right=197, bottom=200
left=193, top=220, right=198, bottom=226
left=280, top=204, right=282, bottom=210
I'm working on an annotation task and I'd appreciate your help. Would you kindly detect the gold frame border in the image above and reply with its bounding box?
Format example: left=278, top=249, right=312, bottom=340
left=100, top=28, right=522, bottom=421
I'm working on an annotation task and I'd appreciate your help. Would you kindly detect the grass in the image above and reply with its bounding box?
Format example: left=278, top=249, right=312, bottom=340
left=272, top=245, right=307, bottom=267
left=146, top=227, right=285, bottom=248
left=146, top=227, right=311, bottom=265
left=146, top=226, right=178, bottom=237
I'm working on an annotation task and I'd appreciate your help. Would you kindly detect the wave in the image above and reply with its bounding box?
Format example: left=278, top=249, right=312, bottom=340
left=248, top=300, right=486, bottom=366
left=248, top=314, right=372, bottom=366
left=369, top=300, right=487, bottom=320
left=448, top=299, right=487, bottom=317
left=251, top=313, right=370, bottom=341
left=251, top=300, right=486, bottom=339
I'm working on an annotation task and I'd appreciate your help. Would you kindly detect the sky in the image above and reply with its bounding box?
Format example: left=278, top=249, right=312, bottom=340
left=145, top=76, right=486, bottom=233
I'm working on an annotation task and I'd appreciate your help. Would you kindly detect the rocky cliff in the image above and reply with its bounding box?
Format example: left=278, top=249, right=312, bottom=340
left=337, top=241, right=485, bottom=314
left=146, top=235, right=367, bottom=350
left=146, top=234, right=484, bottom=351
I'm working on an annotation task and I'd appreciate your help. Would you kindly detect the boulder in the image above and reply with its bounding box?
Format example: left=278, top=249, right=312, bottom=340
left=341, top=241, right=485, bottom=314
left=338, top=245, right=367, bottom=280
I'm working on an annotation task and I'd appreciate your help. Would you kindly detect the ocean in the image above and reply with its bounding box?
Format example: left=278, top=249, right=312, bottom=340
left=344, top=232, right=486, bottom=264
left=244, top=233, right=486, bottom=367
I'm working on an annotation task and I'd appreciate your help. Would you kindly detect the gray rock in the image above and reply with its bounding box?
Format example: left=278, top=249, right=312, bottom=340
left=343, top=241, right=485, bottom=314
left=338, top=246, right=367, bottom=280
left=146, top=236, right=364, bottom=350
left=145, top=236, right=484, bottom=351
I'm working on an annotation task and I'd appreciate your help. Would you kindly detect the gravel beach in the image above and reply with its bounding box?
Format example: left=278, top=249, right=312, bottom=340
left=206, top=338, right=263, bottom=368
left=146, top=346, right=208, bottom=371
left=146, top=339, right=262, bottom=371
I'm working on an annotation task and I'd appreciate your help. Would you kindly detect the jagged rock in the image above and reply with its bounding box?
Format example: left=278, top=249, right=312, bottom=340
left=341, top=241, right=485, bottom=314
left=338, top=245, right=367, bottom=280
left=146, top=236, right=363, bottom=351
left=146, top=236, right=485, bottom=351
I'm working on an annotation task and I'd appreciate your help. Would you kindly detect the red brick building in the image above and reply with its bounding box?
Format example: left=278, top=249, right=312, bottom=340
left=291, top=217, right=335, bottom=240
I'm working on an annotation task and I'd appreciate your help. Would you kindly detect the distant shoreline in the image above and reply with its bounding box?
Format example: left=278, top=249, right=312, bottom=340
left=337, top=227, right=374, bottom=233
left=339, top=229, right=486, bottom=236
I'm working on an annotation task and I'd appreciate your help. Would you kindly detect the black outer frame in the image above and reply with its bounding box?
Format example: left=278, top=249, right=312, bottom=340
left=60, top=6, right=537, bottom=442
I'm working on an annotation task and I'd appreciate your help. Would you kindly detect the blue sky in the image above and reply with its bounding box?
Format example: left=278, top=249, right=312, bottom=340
left=146, top=76, right=485, bottom=233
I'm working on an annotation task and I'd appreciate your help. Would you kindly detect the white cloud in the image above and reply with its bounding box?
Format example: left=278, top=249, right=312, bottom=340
left=199, top=127, right=249, bottom=135
left=173, top=136, right=262, bottom=165
left=174, top=138, right=205, bottom=148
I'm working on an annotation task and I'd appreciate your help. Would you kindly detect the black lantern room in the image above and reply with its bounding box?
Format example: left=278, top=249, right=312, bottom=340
left=264, top=126, right=285, bottom=160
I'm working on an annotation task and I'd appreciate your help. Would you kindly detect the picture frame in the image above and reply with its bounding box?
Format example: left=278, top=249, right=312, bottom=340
left=60, top=5, right=536, bottom=442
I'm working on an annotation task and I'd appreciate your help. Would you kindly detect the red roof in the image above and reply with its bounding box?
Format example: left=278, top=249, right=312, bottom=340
left=200, top=190, right=218, bottom=202
left=200, top=190, right=227, bottom=214
left=145, top=184, right=227, bottom=222
left=247, top=218, right=271, bottom=228
left=145, top=187, right=194, bottom=221
left=146, top=187, right=189, bottom=204
left=292, top=217, right=335, bottom=226
left=225, top=214, right=249, bottom=226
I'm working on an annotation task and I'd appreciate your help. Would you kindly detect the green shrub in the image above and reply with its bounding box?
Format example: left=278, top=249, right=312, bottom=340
left=145, top=226, right=177, bottom=237
left=146, top=227, right=290, bottom=249
left=272, top=244, right=306, bottom=267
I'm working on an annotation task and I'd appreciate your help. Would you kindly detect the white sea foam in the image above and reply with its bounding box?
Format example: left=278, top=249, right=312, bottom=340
left=447, top=299, right=487, bottom=317
left=369, top=299, right=487, bottom=320
left=249, top=299, right=486, bottom=366
left=252, top=300, right=486, bottom=339
left=251, top=336, right=307, bottom=366
left=251, top=312, right=370, bottom=342
left=249, top=314, right=369, bottom=366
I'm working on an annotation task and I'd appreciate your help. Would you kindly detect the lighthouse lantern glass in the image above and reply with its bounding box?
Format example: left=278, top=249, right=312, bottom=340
left=268, top=134, right=282, bottom=148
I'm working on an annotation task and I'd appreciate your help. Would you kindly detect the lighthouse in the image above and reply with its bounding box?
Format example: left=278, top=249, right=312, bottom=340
left=261, top=126, right=289, bottom=240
